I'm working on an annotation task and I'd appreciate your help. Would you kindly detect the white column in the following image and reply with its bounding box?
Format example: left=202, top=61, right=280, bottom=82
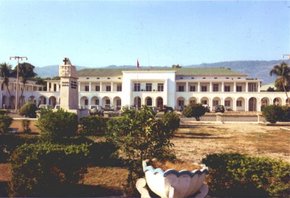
left=257, top=99, right=261, bottom=112
left=89, top=82, right=92, bottom=92
left=233, top=81, right=236, bottom=92
left=209, top=82, right=212, bottom=92
left=111, top=82, right=114, bottom=92
left=233, top=98, right=237, bottom=111
left=221, top=97, right=224, bottom=106
left=185, top=82, right=188, bottom=92
left=78, top=82, right=81, bottom=92
left=245, top=98, right=249, bottom=112
left=257, top=82, right=261, bottom=92
left=245, top=82, right=248, bottom=92
left=56, top=83, right=59, bottom=92
left=47, top=81, right=50, bottom=92
left=221, top=82, right=224, bottom=92
left=197, top=82, right=200, bottom=92
left=100, top=82, right=103, bottom=92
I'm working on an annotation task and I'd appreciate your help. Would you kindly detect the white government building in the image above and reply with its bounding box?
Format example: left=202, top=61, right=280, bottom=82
left=0, top=59, right=289, bottom=112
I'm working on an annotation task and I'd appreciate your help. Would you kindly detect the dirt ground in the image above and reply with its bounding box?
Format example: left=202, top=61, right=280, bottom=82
left=173, top=122, right=290, bottom=164
left=7, top=119, right=290, bottom=164
left=1, top=120, right=290, bottom=196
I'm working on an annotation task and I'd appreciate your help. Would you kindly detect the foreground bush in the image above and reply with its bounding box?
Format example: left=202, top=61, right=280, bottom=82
left=19, top=102, right=38, bottom=118
left=36, top=109, right=78, bottom=142
left=106, top=106, right=179, bottom=194
left=9, top=142, right=90, bottom=197
left=0, top=134, right=37, bottom=162
left=202, top=153, right=290, bottom=198
left=182, top=104, right=207, bottom=121
left=79, top=116, right=108, bottom=135
left=281, top=106, right=290, bottom=121
left=262, top=105, right=284, bottom=123
left=0, top=114, right=12, bottom=134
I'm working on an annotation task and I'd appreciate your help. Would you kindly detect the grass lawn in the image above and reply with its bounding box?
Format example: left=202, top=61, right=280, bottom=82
left=1, top=120, right=289, bottom=196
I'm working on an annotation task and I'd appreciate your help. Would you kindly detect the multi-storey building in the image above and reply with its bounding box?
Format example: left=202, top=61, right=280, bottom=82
left=0, top=66, right=288, bottom=112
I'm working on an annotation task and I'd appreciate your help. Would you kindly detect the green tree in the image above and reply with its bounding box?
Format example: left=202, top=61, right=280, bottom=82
left=12, top=62, right=37, bottom=107
left=182, top=103, right=207, bottom=121
left=19, top=102, right=38, bottom=118
left=0, top=63, right=13, bottom=97
left=270, top=62, right=290, bottom=104
left=106, top=106, right=179, bottom=194
left=0, top=114, right=13, bottom=134
left=36, top=109, right=78, bottom=142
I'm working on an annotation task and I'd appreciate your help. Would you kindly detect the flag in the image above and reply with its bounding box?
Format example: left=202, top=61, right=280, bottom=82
left=137, top=59, right=140, bottom=68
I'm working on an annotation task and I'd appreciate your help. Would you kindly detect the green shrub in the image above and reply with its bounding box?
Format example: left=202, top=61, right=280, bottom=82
left=281, top=106, right=290, bottom=122
left=182, top=103, right=207, bottom=121
left=106, top=106, right=179, bottom=194
left=202, top=153, right=290, bottom=198
left=21, top=119, right=31, bottom=133
left=19, top=102, right=38, bottom=118
left=262, top=105, right=284, bottom=123
left=36, top=109, right=78, bottom=142
left=9, top=142, right=90, bottom=197
left=0, top=115, right=12, bottom=134
left=79, top=116, right=108, bottom=135
left=0, top=134, right=38, bottom=162
left=0, top=109, right=8, bottom=115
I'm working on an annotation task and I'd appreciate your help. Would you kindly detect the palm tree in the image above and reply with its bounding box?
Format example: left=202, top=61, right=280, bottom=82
left=0, top=63, right=12, bottom=97
left=270, top=62, right=290, bottom=105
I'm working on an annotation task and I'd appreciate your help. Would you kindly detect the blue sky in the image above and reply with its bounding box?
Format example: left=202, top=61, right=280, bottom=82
left=0, top=0, right=290, bottom=67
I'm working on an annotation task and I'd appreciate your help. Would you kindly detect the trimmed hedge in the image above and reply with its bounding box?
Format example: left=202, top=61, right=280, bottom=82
left=9, top=142, right=90, bottom=197
left=182, top=104, right=207, bottom=121
left=0, top=134, right=38, bottom=162
left=202, top=153, right=290, bottom=198
left=0, top=115, right=12, bottom=134
left=79, top=116, right=108, bottom=135
left=36, top=109, right=78, bottom=142
left=262, top=105, right=290, bottom=123
left=19, top=102, right=38, bottom=118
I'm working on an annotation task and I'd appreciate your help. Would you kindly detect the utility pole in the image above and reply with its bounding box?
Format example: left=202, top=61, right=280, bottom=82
left=9, top=56, right=28, bottom=112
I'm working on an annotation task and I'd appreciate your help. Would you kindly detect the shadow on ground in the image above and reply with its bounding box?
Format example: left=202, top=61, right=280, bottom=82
left=174, top=132, right=230, bottom=139
left=0, top=181, right=8, bottom=197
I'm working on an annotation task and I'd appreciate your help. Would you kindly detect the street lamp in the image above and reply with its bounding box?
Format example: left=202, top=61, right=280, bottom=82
left=9, top=56, right=28, bottom=112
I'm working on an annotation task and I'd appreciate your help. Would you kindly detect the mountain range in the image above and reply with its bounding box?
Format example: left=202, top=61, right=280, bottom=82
left=34, top=60, right=290, bottom=84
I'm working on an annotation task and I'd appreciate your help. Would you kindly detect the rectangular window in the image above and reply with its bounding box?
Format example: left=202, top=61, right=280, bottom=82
left=157, top=83, right=164, bottom=92
left=248, top=83, right=257, bottom=92
left=95, top=85, right=100, bottom=91
left=146, top=83, right=152, bottom=91
left=224, top=85, right=231, bottom=92
left=85, top=85, right=89, bottom=92
left=225, top=100, right=231, bottom=106
left=213, top=84, right=219, bottom=92
left=117, top=84, right=122, bottom=91
left=237, top=100, right=242, bottom=107
left=189, top=85, right=196, bottom=92
left=106, top=85, right=111, bottom=92
left=134, top=83, right=140, bottom=92
left=201, top=86, right=207, bottom=92
left=236, top=85, right=242, bottom=92
left=178, top=85, right=185, bottom=92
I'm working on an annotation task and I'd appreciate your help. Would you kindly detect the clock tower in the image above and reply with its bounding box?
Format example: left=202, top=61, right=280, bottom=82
left=59, top=57, right=78, bottom=110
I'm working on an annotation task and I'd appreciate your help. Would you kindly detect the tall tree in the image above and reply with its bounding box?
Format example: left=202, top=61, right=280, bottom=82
left=270, top=62, right=290, bottom=105
left=12, top=62, right=37, bottom=107
left=0, top=63, right=12, bottom=97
